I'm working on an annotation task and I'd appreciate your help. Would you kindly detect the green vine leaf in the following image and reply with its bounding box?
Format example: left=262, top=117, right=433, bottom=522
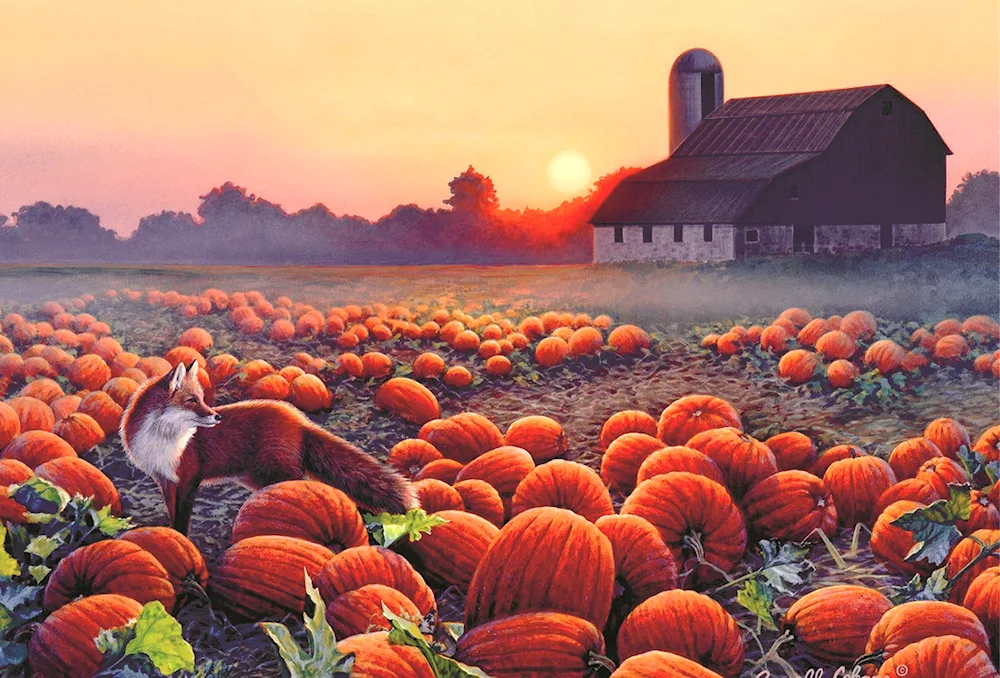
left=364, top=508, right=448, bottom=548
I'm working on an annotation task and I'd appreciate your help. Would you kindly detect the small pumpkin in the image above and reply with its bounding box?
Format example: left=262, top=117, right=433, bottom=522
left=915, top=456, right=971, bottom=496
left=601, top=433, right=666, bottom=495
left=815, top=330, right=857, bottom=361
left=946, top=529, right=1000, bottom=604
left=636, top=445, right=726, bottom=486
left=840, top=310, right=878, bottom=340
left=535, top=336, right=570, bottom=367
left=335, top=631, right=434, bottom=678
left=599, top=410, right=658, bottom=450
left=315, top=545, right=436, bottom=617
left=119, top=526, right=209, bottom=600
left=596, top=514, right=678, bottom=613
left=455, top=445, right=535, bottom=518
left=823, top=454, right=898, bottom=527
left=418, top=412, right=505, bottom=464
left=889, top=437, right=944, bottom=479
left=611, top=651, right=725, bottom=678
left=77, top=390, right=124, bottom=436
left=924, top=418, right=971, bottom=460
left=290, top=374, right=333, bottom=412
left=412, top=458, right=464, bottom=484
left=388, top=439, right=443, bottom=479
left=764, top=431, right=817, bottom=471
left=505, top=415, right=568, bottom=463
left=374, top=377, right=441, bottom=426
left=742, top=470, right=838, bottom=542
left=962, top=566, right=999, bottom=657
left=454, top=479, right=505, bottom=527
left=405, top=509, right=498, bottom=591
left=52, top=412, right=106, bottom=453
left=875, top=479, right=943, bottom=516
left=684, top=427, right=778, bottom=499
left=778, top=349, right=820, bottom=385
left=35, top=457, right=121, bottom=514
left=413, top=478, right=464, bottom=512
left=609, top=325, right=652, bottom=355
left=325, top=584, right=421, bottom=638
left=870, top=500, right=936, bottom=576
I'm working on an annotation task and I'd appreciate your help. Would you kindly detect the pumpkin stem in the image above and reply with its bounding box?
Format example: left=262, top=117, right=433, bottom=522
left=181, top=573, right=212, bottom=608
left=947, top=539, right=1000, bottom=589
left=853, top=649, right=885, bottom=670
left=587, top=651, right=617, bottom=677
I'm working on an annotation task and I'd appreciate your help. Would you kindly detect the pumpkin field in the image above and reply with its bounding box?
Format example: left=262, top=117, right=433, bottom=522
left=0, top=252, right=998, bottom=678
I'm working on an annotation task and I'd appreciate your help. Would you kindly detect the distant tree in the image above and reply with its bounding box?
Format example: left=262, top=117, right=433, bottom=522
left=443, top=166, right=499, bottom=217
left=946, top=170, right=999, bottom=238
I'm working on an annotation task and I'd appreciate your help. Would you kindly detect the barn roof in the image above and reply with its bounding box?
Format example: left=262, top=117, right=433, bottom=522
left=592, top=84, right=950, bottom=225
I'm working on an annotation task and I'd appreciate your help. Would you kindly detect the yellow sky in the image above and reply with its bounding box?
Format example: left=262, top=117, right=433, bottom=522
left=0, top=0, right=997, bottom=235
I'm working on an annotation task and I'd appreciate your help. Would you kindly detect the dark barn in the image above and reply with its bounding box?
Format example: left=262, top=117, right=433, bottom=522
left=592, top=84, right=952, bottom=262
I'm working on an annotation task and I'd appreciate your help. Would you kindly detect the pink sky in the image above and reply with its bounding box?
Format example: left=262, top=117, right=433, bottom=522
left=1, top=0, right=997, bottom=236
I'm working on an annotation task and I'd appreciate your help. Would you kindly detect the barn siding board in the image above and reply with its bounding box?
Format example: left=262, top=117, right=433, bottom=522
left=594, top=225, right=734, bottom=262
left=735, top=226, right=793, bottom=257
left=893, top=223, right=946, bottom=247
left=815, top=225, right=880, bottom=253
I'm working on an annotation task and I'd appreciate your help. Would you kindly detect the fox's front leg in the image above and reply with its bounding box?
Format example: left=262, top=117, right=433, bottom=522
left=157, top=476, right=201, bottom=535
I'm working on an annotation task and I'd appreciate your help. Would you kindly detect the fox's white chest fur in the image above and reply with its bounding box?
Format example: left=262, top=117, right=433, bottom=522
left=121, top=406, right=198, bottom=483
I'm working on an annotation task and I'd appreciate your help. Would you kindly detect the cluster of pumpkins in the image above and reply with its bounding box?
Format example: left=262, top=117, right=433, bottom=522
left=137, top=394, right=999, bottom=677
left=701, top=307, right=1000, bottom=388
left=109, top=286, right=657, bottom=381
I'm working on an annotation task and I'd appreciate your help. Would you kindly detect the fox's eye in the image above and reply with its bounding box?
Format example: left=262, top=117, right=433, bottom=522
left=186, top=397, right=196, bottom=403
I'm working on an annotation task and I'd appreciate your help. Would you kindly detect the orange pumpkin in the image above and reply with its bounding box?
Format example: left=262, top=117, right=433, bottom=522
left=315, top=545, right=436, bottom=618
left=865, top=600, right=991, bottom=660
left=374, top=377, right=441, bottom=426
left=119, top=526, right=209, bottom=602
left=535, top=336, right=570, bottom=368
left=406, top=509, right=498, bottom=591
left=864, top=339, right=906, bottom=373
left=454, top=479, right=504, bottom=527
left=781, top=584, right=892, bottom=664
left=840, top=310, right=877, bottom=340
left=7, top=396, right=55, bottom=433
left=596, top=514, right=678, bottom=608
left=870, top=500, right=936, bottom=576
left=947, top=529, right=1000, bottom=604
left=636, top=445, right=726, bottom=486
left=875, top=635, right=998, bottom=678
left=325, top=584, right=421, bottom=638
left=599, top=410, right=658, bottom=451
left=889, top=437, right=944, bottom=479
left=923, top=417, right=971, bottom=460
left=815, top=330, right=857, bottom=361
left=778, top=349, right=820, bottom=385
left=764, top=431, right=817, bottom=471
left=601, top=433, right=666, bottom=495
left=568, top=327, right=604, bottom=356
left=505, top=415, right=567, bottom=463
left=388, top=439, right=443, bottom=479
left=823, top=455, right=897, bottom=527
left=290, top=374, right=332, bottom=412
left=826, top=359, right=859, bottom=388
left=413, top=478, right=464, bottom=512
left=743, top=470, right=838, bottom=542
left=2, top=430, right=77, bottom=467
left=35, top=457, right=121, bottom=513
left=78, top=390, right=124, bottom=436
left=418, top=412, right=505, bottom=464
left=759, top=325, right=788, bottom=353
left=512, top=460, right=614, bottom=523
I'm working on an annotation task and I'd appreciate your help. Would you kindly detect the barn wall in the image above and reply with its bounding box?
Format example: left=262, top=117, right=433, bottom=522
left=740, top=88, right=948, bottom=226
left=734, top=225, right=793, bottom=257
left=815, top=225, right=880, bottom=253
left=893, top=223, right=946, bottom=247
left=593, top=225, right=735, bottom=262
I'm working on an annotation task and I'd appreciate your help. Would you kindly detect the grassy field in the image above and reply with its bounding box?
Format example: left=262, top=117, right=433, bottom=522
left=1, top=239, right=998, bottom=678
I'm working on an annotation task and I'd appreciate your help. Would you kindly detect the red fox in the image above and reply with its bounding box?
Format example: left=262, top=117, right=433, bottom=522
left=120, top=360, right=417, bottom=534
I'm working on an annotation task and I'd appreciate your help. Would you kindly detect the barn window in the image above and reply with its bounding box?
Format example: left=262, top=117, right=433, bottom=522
left=614, top=226, right=623, bottom=243
left=673, top=225, right=683, bottom=243
left=881, top=100, right=893, bottom=116
left=745, top=229, right=759, bottom=243
left=642, top=225, right=653, bottom=243
left=787, top=184, right=800, bottom=200
left=704, top=225, right=713, bottom=242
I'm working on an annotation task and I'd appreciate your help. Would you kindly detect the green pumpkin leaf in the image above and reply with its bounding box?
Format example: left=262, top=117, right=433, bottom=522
left=0, top=527, right=20, bottom=578
left=384, top=606, right=493, bottom=678
left=364, top=508, right=448, bottom=548
left=95, top=622, right=134, bottom=656
left=736, top=579, right=777, bottom=631
left=123, top=601, right=195, bottom=675
left=93, top=505, right=132, bottom=537
left=892, top=485, right=972, bottom=566
left=9, top=477, right=70, bottom=521
left=957, top=445, right=987, bottom=481
left=25, top=534, right=63, bottom=560
left=27, top=565, right=51, bottom=584
left=888, top=567, right=950, bottom=605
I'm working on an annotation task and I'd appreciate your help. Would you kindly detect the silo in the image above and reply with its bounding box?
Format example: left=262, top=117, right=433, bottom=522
left=668, top=48, right=724, bottom=154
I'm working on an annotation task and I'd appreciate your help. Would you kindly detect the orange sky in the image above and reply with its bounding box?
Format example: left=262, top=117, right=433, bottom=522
left=0, top=0, right=997, bottom=236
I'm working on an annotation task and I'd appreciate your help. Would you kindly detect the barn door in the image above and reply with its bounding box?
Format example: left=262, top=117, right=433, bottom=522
left=880, top=224, right=893, bottom=248
left=793, top=225, right=814, bottom=253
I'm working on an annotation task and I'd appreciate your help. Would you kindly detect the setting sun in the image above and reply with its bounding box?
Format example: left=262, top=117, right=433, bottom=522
left=547, top=151, right=593, bottom=195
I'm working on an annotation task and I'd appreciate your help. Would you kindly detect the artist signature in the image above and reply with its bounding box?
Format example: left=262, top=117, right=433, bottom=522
left=753, top=667, right=899, bottom=678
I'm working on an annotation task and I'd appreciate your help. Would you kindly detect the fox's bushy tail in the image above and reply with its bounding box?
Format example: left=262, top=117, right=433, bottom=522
left=303, top=427, right=417, bottom=515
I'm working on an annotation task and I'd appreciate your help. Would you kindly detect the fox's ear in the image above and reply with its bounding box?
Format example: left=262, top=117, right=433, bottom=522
left=169, top=362, right=187, bottom=393
left=187, top=360, right=200, bottom=381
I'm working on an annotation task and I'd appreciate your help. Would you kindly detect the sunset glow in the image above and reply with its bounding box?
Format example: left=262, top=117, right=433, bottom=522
left=0, top=0, right=996, bottom=235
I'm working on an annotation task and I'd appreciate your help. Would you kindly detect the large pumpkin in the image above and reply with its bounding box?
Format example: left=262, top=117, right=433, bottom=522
left=465, top=507, right=615, bottom=630
left=315, top=545, right=436, bottom=617
left=119, top=526, right=209, bottom=599
left=617, top=590, right=744, bottom=678
left=454, top=612, right=609, bottom=678
left=454, top=479, right=505, bottom=527
left=0, top=458, right=32, bottom=485
left=601, top=433, right=667, bottom=495
left=67, top=354, right=112, bottom=391
left=230, top=480, right=367, bottom=552
left=823, top=455, right=897, bottom=527
left=413, top=478, right=464, bottom=512
left=599, top=410, right=658, bottom=451
left=875, top=635, right=998, bottom=678
left=656, top=395, right=742, bottom=446
left=915, top=456, right=970, bottom=496
left=621, top=472, right=746, bottom=587
left=35, top=457, right=121, bottom=514
left=374, top=377, right=441, bottom=426
left=419, top=413, right=506, bottom=464
left=535, top=336, right=570, bottom=367
left=7, top=396, right=55, bottom=433
left=209, top=535, right=335, bottom=621
left=455, top=445, right=535, bottom=518
left=781, top=584, right=893, bottom=664
left=505, top=415, right=568, bottom=463
left=28, top=594, right=144, bottom=678
left=43, top=540, right=175, bottom=612
left=742, top=470, right=838, bottom=542
left=512, top=460, right=614, bottom=523
left=405, top=509, right=497, bottom=591
left=636, top=446, right=726, bottom=486
left=325, top=584, right=421, bottom=639
left=684, top=428, right=778, bottom=499
left=865, top=600, right=991, bottom=660
left=875, top=479, right=943, bottom=516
